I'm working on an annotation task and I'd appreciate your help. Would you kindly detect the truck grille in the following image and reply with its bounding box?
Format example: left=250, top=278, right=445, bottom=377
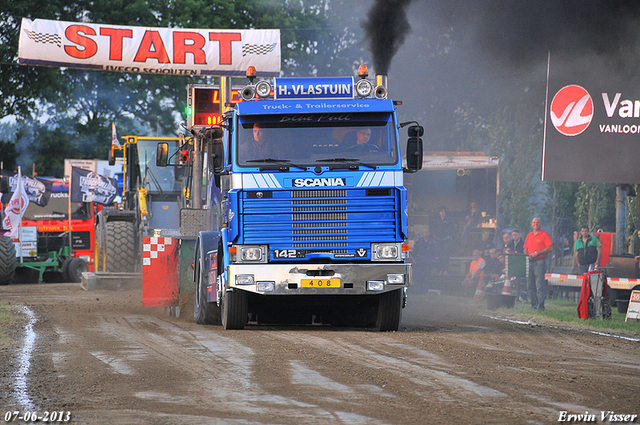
left=240, top=188, right=398, bottom=257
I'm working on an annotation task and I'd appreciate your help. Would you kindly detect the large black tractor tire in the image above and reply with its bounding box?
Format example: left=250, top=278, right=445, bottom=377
left=193, top=256, right=221, bottom=325
left=221, top=287, right=248, bottom=330
left=105, top=221, right=137, bottom=272
left=375, top=289, right=403, bottom=331
left=0, top=236, right=16, bottom=285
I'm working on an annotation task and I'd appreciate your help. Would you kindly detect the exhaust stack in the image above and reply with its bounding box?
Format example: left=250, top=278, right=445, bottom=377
left=375, top=74, right=388, bottom=99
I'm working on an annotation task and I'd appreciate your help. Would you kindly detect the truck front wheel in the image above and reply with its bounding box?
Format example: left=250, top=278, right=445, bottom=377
left=221, top=288, right=248, bottom=330
left=375, top=289, right=403, bottom=331
left=0, top=236, right=16, bottom=285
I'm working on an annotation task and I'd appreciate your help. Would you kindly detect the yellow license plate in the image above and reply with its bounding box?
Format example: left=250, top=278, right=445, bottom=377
left=300, top=279, right=341, bottom=288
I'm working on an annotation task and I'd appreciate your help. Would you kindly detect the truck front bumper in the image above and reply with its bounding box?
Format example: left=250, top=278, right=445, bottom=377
left=227, top=262, right=411, bottom=295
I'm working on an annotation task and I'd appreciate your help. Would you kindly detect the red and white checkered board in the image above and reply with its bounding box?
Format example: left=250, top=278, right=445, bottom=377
left=143, top=237, right=173, bottom=266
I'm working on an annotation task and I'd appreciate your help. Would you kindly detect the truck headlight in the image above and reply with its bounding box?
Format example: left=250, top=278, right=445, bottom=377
left=255, top=81, right=272, bottom=98
left=236, top=275, right=254, bottom=285
left=355, top=79, right=373, bottom=98
left=233, top=245, right=268, bottom=263
left=372, top=243, right=401, bottom=261
left=387, top=274, right=405, bottom=285
left=367, top=281, right=385, bottom=291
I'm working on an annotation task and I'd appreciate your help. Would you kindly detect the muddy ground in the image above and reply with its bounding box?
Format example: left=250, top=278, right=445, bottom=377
left=1, top=282, right=639, bottom=425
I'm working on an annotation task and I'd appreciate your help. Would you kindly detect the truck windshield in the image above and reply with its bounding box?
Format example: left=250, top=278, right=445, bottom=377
left=23, top=193, right=91, bottom=221
left=236, top=112, right=398, bottom=167
left=136, top=139, right=183, bottom=192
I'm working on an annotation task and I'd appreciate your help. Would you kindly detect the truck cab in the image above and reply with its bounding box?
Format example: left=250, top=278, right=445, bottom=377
left=191, top=67, right=423, bottom=330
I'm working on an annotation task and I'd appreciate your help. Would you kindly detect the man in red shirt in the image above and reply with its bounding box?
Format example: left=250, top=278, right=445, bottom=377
left=523, top=217, right=554, bottom=310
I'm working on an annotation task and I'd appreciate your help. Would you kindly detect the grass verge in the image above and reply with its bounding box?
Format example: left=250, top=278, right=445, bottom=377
left=483, top=296, right=640, bottom=337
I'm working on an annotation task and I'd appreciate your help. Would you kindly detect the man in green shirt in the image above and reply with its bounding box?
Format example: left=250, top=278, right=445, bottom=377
left=574, top=226, right=602, bottom=275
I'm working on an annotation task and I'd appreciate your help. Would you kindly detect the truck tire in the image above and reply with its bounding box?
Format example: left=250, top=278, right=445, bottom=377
left=194, top=257, right=221, bottom=325
left=0, top=236, right=16, bottom=285
left=105, top=221, right=136, bottom=272
left=67, top=258, right=89, bottom=283
left=221, top=287, right=248, bottom=330
left=375, top=289, right=403, bottom=331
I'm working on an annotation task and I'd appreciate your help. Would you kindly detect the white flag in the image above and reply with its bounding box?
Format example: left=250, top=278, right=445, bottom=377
left=2, top=168, right=30, bottom=237
left=111, top=122, right=119, bottom=146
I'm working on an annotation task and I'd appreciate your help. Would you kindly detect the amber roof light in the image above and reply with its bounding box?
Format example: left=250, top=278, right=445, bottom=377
left=358, top=64, right=369, bottom=79
left=246, top=66, right=257, bottom=83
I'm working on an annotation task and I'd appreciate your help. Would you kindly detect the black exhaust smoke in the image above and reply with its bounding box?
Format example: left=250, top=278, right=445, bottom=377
left=362, top=0, right=413, bottom=75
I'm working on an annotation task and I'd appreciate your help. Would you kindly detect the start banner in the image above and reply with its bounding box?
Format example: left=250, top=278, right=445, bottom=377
left=18, top=18, right=281, bottom=77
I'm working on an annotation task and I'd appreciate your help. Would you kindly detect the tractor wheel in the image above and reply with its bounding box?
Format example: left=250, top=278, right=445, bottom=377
left=0, top=236, right=16, bottom=285
left=67, top=258, right=89, bottom=283
left=105, top=221, right=137, bottom=272
left=375, top=289, right=403, bottom=331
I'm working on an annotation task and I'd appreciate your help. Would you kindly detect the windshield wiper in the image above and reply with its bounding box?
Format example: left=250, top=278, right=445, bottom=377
left=245, top=158, right=306, bottom=171
left=315, top=158, right=377, bottom=170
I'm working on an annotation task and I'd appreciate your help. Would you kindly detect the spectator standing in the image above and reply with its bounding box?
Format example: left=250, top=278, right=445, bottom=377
left=507, top=229, right=525, bottom=254
left=523, top=217, right=554, bottom=310
left=573, top=226, right=602, bottom=275
left=412, top=227, right=437, bottom=290
left=431, top=207, right=456, bottom=275
left=507, top=228, right=527, bottom=301
left=462, top=201, right=482, bottom=249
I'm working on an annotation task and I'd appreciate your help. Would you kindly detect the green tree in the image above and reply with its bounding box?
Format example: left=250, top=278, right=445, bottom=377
left=574, top=183, right=616, bottom=234
left=2, top=0, right=342, bottom=173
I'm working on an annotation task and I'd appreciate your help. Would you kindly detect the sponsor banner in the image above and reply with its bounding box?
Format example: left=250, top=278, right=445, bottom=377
left=18, top=18, right=280, bottom=77
left=70, top=167, right=118, bottom=205
left=543, top=57, right=640, bottom=183
left=1, top=173, right=53, bottom=207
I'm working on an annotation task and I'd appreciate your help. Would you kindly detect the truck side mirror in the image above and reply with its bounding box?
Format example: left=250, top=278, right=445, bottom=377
left=156, top=142, right=169, bottom=167
left=209, top=139, right=225, bottom=174
left=406, top=125, right=423, bottom=172
left=204, top=126, right=225, bottom=174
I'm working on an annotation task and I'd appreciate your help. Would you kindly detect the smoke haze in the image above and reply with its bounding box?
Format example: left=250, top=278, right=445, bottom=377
left=367, top=0, right=640, bottom=150
left=361, top=0, right=413, bottom=75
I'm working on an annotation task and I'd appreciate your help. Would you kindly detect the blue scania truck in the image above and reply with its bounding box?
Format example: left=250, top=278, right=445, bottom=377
left=171, top=66, right=423, bottom=331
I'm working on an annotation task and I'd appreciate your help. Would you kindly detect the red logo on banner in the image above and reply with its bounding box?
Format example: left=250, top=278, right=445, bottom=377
left=550, top=85, right=593, bottom=136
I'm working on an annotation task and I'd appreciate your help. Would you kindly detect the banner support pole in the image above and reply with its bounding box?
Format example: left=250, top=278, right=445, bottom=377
left=68, top=167, right=72, bottom=252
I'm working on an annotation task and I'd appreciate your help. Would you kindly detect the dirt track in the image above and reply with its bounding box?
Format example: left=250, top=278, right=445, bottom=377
left=1, top=283, right=639, bottom=425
